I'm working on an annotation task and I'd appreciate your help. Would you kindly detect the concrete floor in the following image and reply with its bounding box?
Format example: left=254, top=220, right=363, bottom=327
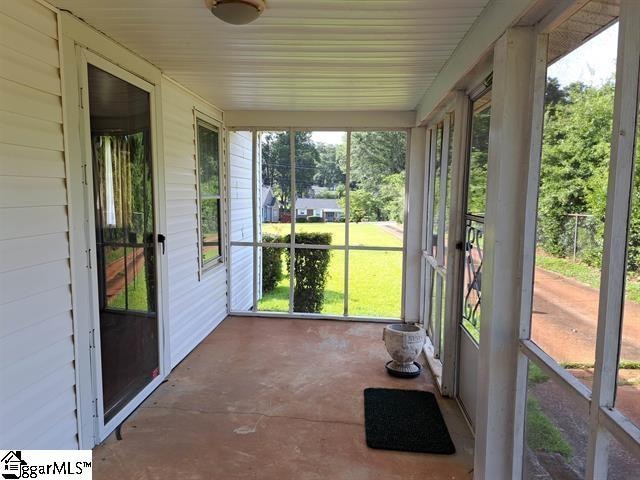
left=94, top=316, right=474, bottom=480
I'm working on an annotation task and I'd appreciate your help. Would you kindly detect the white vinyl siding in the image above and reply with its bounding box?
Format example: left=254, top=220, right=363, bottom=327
left=0, top=0, right=78, bottom=450
left=229, top=131, right=254, bottom=311
left=161, top=78, right=227, bottom=368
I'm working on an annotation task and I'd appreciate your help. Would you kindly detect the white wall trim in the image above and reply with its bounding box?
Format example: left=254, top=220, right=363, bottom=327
left=225, top=110, right=415, bottom=129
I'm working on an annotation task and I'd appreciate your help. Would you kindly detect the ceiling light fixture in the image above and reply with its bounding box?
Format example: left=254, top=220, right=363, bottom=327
left=204, top=0, right=266, bottom=25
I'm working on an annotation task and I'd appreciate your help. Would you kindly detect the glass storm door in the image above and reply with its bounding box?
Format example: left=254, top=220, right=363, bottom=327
left=457, top=89, right=491, bottom=428
left=87, top=64, right=159, bottom=424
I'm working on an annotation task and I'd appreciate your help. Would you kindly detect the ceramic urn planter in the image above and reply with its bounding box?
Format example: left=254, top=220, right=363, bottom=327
left=383, top=324, right=426, bottom=377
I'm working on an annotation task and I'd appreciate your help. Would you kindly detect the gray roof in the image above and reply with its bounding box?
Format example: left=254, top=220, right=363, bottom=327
left=262, top=186, right=279, bottom=207
left=295, top=198, right=341, bottom=211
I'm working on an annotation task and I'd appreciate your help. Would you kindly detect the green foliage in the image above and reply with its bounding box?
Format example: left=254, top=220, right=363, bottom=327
left=538, top=81, right=614, bottom=262
left=526, top=396, right=573, bottom=459
left=261, top=234, right=283, bottom=293
left=527, top=363, right=549, bottom=386
left=379, top=172, right=405, bottom=223
left=350, top=131, right=406, bottom=191
left=284, top=232, right=332, bottom=313
left=262, top=131, right=320, bottom=209
left=314, top=142, right=346, bottom=187
left=536, top=251, right=640, bottom=303
left=467, top=105, right=491, bottom=215
left=307, top=216, right=324, bottom=223
left=342, top=189, right=378, bottom=222
left=259, top=223, right=403, bottom=316
left=349, top=131, right=407, bottom=223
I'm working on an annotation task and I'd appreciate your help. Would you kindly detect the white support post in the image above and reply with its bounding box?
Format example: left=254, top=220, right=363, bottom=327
left=513, top=32, right=549, bottom=479
left=473, top=27, right=538, bottom=479
left=404, top=127, right=427, bottom=323
left=586, top=2, right=640, bottom=477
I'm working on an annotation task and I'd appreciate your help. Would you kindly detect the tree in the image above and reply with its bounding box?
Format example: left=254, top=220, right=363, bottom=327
left=314, top=143, right=346, bottom=188
left=340, top=189, right=380, bottom=223
left=538, top=81, right=615, bottom=262
left=350, top=131, right=406, bottom=193
left=379, top=172, right=405, bottom=223
left=261, top=131, right=319, bottom=209
left=347, top=131, right=407, bottom=222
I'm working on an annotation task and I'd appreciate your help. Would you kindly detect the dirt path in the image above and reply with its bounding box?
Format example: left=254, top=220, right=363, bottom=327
left=378, top=221, right=404, bottom=240
left=532, top=268, right=640, bottom=363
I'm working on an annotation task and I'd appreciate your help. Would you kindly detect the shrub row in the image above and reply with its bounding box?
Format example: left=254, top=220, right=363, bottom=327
left=260, top=232, right=332, bottom=313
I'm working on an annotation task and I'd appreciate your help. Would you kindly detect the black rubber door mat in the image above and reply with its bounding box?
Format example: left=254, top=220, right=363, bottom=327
left=364, top=388, right=456, bottom=454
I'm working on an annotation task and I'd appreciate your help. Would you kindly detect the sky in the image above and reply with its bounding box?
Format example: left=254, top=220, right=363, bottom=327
left=548, top=22, right=618, bottom=87
left=311, top=131, right=346, bottom=145
left=310, top=22, right=618, bottom=146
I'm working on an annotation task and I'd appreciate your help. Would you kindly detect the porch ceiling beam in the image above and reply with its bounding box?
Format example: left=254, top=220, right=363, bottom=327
left=415, top=0, right=540, bottom=125
left=224, top=110, right=416, bottom=129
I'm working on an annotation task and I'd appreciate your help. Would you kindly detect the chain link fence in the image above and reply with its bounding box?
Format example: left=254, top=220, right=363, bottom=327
left=537, top=213, right=602, bottom=262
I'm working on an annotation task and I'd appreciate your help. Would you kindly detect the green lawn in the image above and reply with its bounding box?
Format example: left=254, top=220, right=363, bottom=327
left=262, top=221, right=402, bottom=247
left=109, top=265, right=150, bottom=311
left=258, top=222, right=403, bottom=317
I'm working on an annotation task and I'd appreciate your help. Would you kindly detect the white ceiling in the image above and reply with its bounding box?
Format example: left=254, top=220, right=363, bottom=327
left=54, top=0, right=490, bottom=111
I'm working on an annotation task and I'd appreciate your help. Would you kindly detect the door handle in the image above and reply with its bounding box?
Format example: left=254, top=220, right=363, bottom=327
left=158, top=234, right=166, bottom=254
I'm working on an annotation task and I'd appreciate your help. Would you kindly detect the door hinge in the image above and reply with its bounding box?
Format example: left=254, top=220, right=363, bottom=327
left=86, top=248, right=92, bottom=269
left=79, top=86, right=84, bottom=109
left=81, top=163, right=88, bottom=185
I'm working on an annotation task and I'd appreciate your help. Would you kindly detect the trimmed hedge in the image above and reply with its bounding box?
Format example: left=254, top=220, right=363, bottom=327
left=261, top=234, right=283, bottom=293
left=307, top=216, right=324, bottom=223
left=284, top=232, right=332, bottom=313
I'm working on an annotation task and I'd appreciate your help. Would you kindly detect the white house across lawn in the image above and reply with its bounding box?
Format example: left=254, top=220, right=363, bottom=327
left=295, top=198, right=343, bottom=222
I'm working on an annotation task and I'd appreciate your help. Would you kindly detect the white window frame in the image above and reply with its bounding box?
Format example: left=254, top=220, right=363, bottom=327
left=194, top=111, right=225, bottom=276
left=513, top=2, right=640, bottom=477
left=227, top=127, right=409, bottom=322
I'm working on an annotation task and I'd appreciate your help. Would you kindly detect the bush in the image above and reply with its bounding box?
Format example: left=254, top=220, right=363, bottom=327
left=262, top=234, right=283, bottom=293
left=284, top=232, right=332, bottom=313
left=307, top=216, right=324, bottom=223
left=296, top=216, right=308, bottom=223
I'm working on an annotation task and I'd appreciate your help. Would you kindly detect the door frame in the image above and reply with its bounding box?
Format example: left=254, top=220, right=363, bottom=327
left=454, top=84, right=492, bottom=430
left=64, top=43, right=169, bottom=445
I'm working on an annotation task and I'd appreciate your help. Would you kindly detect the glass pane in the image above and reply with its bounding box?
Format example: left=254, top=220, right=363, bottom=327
left=607, top=433, right=640, bottom=479
left=259, top=131, right=290, bottom=242
left=462, top=218, right=483, bottom=342
left=432, top=124, right=443, bottom=257
left=295, top=131, right=346, bottom=242
left=104, top=245, right=125, bottom=309
left=531, top=20, right=617, bottom=386
left=88, top=64, right=158, bottom=423
left=291, top=248, right=344, bottom=315
left=197, top=121, right=220, bottom=197
left=439, top=275, right=446, bottom=356
left=616, top=100, right=640, bottom=427
left=230, top=245, right=254, bottom=312
left=467, top=92, right=491, bottom=217
left=429, top=269, right=439, bottom=350
left=258, top=245, right=290, bottom=313
left=523, top=361, right=589, bottom=479
left=229, top=130, right=254, bottom=243
left=443, top=114, right=454, bottom=267
left=349, top=131, right=407, bottom=247
left=348, top=250, right=402, bottom=318
left=201, top=198, right=221, bottom=264
left=126, top=246, right=153, bottom=311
